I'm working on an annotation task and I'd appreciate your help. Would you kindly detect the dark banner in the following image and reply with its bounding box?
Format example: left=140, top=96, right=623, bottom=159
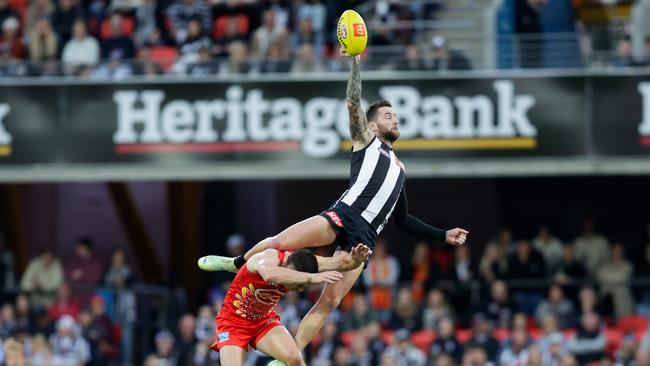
left=0, top=74, right=647, bottom=168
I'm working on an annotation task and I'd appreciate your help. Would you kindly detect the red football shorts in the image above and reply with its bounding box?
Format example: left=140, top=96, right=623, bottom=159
left=211, top=313, right=282, bottom=351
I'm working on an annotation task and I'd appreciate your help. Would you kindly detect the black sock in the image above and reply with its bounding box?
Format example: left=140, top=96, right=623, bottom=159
left=234, top=255, right=246, bottom=269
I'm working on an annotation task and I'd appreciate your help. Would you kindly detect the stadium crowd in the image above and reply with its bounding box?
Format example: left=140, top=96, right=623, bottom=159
left=0, top=220, right=649, bottom=365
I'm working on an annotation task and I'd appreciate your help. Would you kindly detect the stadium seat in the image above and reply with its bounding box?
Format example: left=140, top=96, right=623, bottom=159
left=411, top=330, right=436, bottom=352
left=340, top=331, right=356, bottom=347
left=381, top=330, right=395, bottom=345
left=494, top=328, right=511, bottom=343
left=604, top=327, right=624, bottom=356
left=150, top=47, right=179, bottom=71
left=100, top=17, right=136, bottom=40
left=212, top=14, right=250, bottom=40
left=456, top=329, right=473, bottom=344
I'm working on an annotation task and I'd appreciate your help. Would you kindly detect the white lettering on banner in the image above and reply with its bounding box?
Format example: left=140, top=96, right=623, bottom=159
left=112, top=80, right=539, bottom=157
left=638, top=82, right=650, bottom=135
left=0, top=104, right=12, bottom=145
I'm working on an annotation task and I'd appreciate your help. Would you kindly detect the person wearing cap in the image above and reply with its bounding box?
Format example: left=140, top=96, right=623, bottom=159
left=382, top=329, right=426, bottom=366
left=427, top=35, right=471, bottom=71
left=0, top=16, right=24, bottom=59
left=49, top=315, right=91, bottom=366
left=465, top=313, right=500, bottom=363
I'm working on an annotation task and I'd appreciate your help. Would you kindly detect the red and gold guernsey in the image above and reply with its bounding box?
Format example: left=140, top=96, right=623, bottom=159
left=219, top=250, right=289, bottom=321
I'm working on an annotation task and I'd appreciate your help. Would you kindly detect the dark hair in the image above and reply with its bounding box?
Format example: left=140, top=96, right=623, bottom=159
left=77, top=236, right=93, bottom=250
left=366, top=99, right=392, bottom=122
left=286, top=249, right=318, bottom=274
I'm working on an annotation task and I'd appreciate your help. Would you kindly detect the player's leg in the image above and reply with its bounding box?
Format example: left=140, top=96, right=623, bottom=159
left=294, top=254, right=364, bottom=350
left=219, top=345, right=247, bottom=366
left=199, top=215, right=337, bottom=272
left=255, top=326, right=306, bottom=366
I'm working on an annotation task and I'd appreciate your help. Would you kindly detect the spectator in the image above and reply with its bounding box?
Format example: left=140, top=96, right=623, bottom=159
left=364, top=239, right=400, bottom=320
left=0, top=17, right=25, bottom=59
left=560, top=354, right=578, bottom=366
left=610, top=36, right=640, bottom=67
left=432, top=353, right=457, bottom=366
left=615, top=332, right=639, bottom=366
left=101, top=13, right=135, bottom=61
left=176, top=313, right=196, bottom=365
left=382, top=329, right=426, bottom=366
left=290, top=43, right=322, bottom=73
left=483, top=280, right=517, bottom=329
left=213, top=16, right=247, bottom=58
left=28, top=17, right=58, bottom=62
left=290, top=17, right=323, bottom=59
left=334, top=346, right=353, bottom=366
left=0, top=0, right=18, bottom=32
left=364, top=320, right=386, bottom=364
left=340, top=294, right=376, bottom=332
left=148, top=329, right=178, bottom=365
left=635, top=243, right=650, bottom=317
left=62, top=20, right=100, bottom=70
left=166, top=0, right=211, bottom=45
left=65, top=236, right=104, bottom=300
left=134, top=0, right=156, bottom=46
left=540, top=332, right=567, bottom=366
left=462, top=345, right=493, bottom=366
left=578, top=285, right=602, bottom=317
left=388, top=287, right=421, bottom=332
left=251, top=9, right=289, bottom=62
left=218, top=40, right=248, bottom=75
left=0, top=232, right=15, bottom=297
left=430, top=317, right=462, bottom=363
left=350, top=336, right=373, bottom=366
left=479, top=243, right=505, bottom=284
left=499, top=328, right=531, bottom=366
left=20, top=248, right=64, bottom=309
left=178, top=18, right=211, bottom=56
left=427, top=36, right=471, bottom=71
left=411, top=242, right=432, bottom=302
left=553, top=243, right=587, bottom=302
left=596, top=243, right=635, bottom=318
left=102, top=248, right=135, bottom=364
left=50, top=0, right=82, bottom=46
left=259, top=40, right=291, bottom=73
left=506, top=240, right=546, bottom=279
left=451, top=245, right=477, bottom=317
left=0, top=303, right=15, bottom=339
left=133, top=43, right=163, bottom=77
left=49, top=315, right=91, bottom=366
left=14, top=294, right=35, bottom=334
left=2, top=338, right=25, bottom=365
left=103, top=248, right=133, bottom=289
left=567, top=312, right=606, bottom=364
left=533, top=226, right=563, bottom=274
left=465, top=313, right=500, bottom=363
left=187, top=45, right=218, bottom=75
left=535, top=284, right=576, bottom=329
left=48, top=282, right=81, bottom=321
left=312, top=321, right=342, bottom=364
left=421, top=289, right=454, bottom=331
left=29, top=333, right=56, bottom=365
left=574, top=219, right=609, bottom=276
left=26, top=0, right=54, bottom=33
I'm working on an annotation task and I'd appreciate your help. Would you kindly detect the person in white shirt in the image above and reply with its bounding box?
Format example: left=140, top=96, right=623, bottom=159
left=533, top=226, right=563, bottom=274
left=62, top=20, right=99, bottom=69
left=573, top=220, right=609, bottom=276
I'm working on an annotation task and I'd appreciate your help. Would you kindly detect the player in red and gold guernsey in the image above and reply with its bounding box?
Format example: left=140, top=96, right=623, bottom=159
left=212, top=244, right=371, bottom=366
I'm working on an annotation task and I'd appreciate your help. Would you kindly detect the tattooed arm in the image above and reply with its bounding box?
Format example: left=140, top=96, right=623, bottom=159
left=347, top=56, right=374, bottom=149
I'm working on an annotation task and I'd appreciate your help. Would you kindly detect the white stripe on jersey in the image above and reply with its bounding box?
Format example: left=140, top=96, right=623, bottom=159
left=361, top=149, right=402, bottom=224
left=376, top=198, right=399, bottom=234
left=340, top=138, right=381, bottom=207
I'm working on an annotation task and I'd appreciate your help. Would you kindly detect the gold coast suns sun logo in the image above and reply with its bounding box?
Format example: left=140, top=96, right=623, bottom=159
left=232, top=284, right=284, bottom=319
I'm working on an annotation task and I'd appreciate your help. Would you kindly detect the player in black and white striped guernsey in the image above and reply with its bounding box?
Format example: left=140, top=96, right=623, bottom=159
left=198, top=49, right=469, bottom=354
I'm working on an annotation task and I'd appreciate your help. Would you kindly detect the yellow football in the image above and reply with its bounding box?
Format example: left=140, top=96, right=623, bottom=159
left=337, top=10, right=368, bottom=57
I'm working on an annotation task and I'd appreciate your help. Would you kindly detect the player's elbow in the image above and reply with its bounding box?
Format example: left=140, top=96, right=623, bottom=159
left=257, top=267, right=276, bottom=283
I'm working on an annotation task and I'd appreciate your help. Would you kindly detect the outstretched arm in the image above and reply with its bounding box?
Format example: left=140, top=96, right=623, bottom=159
left=346, top=54, right=374, bottom=148
left=393, top=187, right=468, bottom=246
left=248, top=249, right=342, bottom=286
left=315, top=244, right=372, bottom=272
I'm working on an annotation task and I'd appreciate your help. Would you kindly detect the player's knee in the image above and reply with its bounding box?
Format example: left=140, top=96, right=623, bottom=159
left=269, top=235, right=292, bottom=251
left=317, top=293, right=343, bottom=312
left=281, top=350, right=304, bottom=366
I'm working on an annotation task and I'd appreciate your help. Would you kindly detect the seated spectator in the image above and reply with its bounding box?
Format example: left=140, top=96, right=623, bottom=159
left=26, top=0, right=54, bottom=34
left=175, top=313, right=195, bottom=365
left=574, top=219, right=609, bottom=276
left=462, top=345, right=494, bottom=366
left=533, top=226, right=563, bottom=274
left=540, top=332, right=567, bottom=366
left=312, top=321, right=342, bottom=364
left=93, top=56, right=134, bottom=79
left=553, top=243, right=587, bottom=301
left=49, top=315, right=91, bottom=365
left=567, top=312, right=606, bottom=364
left=364, top=321, right=386, bottom=364
left=388, top=287, right=421, bottom=332
left=166, top=0, right=211, bottom=45
left=0, top=303, right=15, bottom=339
left=451, top=245, right=477, bottom=318
left=0, top=232, right=14, bottom=300
left=251, top=9, right=289, bottom=62
left=534, top=284, right=576, bottom=329
left=333, top=346, right=353, bottom=366
left=537, top=314, right=563, bottom=351
left=411, top=242, right=432, bottom=302
left=50, top=0, right=82, bottom=46
left=103, top=248, right=133, bottom=289
left=291, top=43, right=323, bottom=73
left=0, top=0, right=19, bottom=31
left=596, top=243, right=634, bottom=318
left=578, top=285, right=602, bottom=317
left=615, top=332, right=639, bottom=366
left=426, top=36, right=471, bottom=71
left=178, top=18, right=211, bottom=57
left=189, top=307, right=219, bottom=366
left=259, top=40, right=291, bottom=73
left=2, top=338, right=25, bottom=365
left=430, top=316, right=462, bottom=363
left=277, top=291, right=311, bottom=334
left=65, top=237, right=104, bottom=301
left=187, top=46, right=218, bottom=75
left=499, top=328, right=531, bottom=366
left=483, top=280, right=517, bottom=329
left=290, top=17, right=323, bottom=59
left=29, top=334, right=56, bottom=365
left=134, top=0, right=157, bottom=46
left=479, top=243, right=507, bottom=284
left=382, top=329, right=426, bottom=366
left=364, top=239, right=400, bottom=320
left=218, top=41, right=249, bottom=75
left=20, top=248, right=64, bottom=309
left=48, top=282, right=81, bottom=321
left=28, top=17, right=57, bottom=62
left=14, top=293, right=35, bottom=333
left=147, top=329, right=178, bottom=365
left=62, top=20, right=100, bottom=71
left=636, top=243, right=650, bottom=317
left=610, top=36, right=642, bottom=67
left=350, top=336, right=373, bottom=365
left=340, top=294, right=376, bottom=332
left=394, top=44, right=425, bottom=71
left=214, top=16, right=247, bottom=58
left=133, top=44, right=163, bottom=77
left=0, top=17, right=25, bottom=59
left=421, top=289, right=454, bottom=330
left=506, top=239, right=546, bottom=279
left=101, top=14, right=135, bottom=61
left=465, top=313, right=500, bottom=363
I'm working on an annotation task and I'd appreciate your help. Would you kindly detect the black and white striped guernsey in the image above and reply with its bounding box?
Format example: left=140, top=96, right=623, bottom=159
left=334, top=137, right=406, bottom=234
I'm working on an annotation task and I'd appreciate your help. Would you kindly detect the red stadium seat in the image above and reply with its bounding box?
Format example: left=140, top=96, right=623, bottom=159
left=100, top=17, right=135, bottom=40
left=563, top=329, right=577, bottom=339
left=411, top=330, right=436, bottom=352
left=494, top=328, right=511, bottom=343
left=529, top=328, right=542, bottom=340
left=150, top=47, right=179, bottom=71
left=212, top=14, right=250, bottom=40
left=618, top=315, right=649, bottom=334
left=339, top=331, right=357, bottom=347
left=381, top=330, right=395, bottom=345
left=605, top=327, right=624, bottom=356
left=456, top=329, right=473, bottom=344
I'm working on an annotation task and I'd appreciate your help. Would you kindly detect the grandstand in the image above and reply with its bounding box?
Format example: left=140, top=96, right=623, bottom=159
left=0, top=0, right=650, bottom=366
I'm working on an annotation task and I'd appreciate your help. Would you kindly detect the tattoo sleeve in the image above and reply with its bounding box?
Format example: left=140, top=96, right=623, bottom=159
left=347, top=57, right=369, bottom=141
